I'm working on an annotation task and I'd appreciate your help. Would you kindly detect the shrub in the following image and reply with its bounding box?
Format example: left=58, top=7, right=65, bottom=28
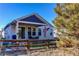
left=56, top=38, right=78, bottom=48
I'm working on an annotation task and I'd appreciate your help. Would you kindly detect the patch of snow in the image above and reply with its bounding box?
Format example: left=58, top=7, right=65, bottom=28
left=5, top=48, right=13, bottom=52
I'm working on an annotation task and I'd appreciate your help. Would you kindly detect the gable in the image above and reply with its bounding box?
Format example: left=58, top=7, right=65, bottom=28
left=4, top=13, right=53, bottom=30
left=20, top=15, right=46, bottom=24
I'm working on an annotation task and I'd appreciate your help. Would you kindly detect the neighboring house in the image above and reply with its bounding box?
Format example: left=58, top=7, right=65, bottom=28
left=0, top=30, right=2, bottom=39
left=0, top=29, right=3, bottom=39
left=4, top=13, right=55, bottom=40
left=0, top=30, right=4, bottom=39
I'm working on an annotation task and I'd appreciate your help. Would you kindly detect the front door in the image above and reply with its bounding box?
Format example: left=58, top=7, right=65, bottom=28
left=18, top=27, right=25, bottom=39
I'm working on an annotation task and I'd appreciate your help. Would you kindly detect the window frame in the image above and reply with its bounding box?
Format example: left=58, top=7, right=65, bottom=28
left=32, top=28, right=36, bottom=36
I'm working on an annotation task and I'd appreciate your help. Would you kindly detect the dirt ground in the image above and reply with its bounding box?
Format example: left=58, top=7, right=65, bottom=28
left=29, top=48, right=79, bottom=56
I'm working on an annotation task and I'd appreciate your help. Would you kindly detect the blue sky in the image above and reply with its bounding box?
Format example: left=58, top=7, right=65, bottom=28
left=0, top=3, right=57, bottom=29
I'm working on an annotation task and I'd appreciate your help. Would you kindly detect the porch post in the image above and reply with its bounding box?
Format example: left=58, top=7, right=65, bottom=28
left=16, top=21, right=19, bottom=40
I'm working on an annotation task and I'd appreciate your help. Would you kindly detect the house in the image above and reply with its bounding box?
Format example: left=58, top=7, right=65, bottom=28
left=0, top=30, right=2, bottom=39
left=4, top=13, right=54, bottom=40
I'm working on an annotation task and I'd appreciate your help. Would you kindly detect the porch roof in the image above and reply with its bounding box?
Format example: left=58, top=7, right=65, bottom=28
left=18, top=21, right=47, bottom=26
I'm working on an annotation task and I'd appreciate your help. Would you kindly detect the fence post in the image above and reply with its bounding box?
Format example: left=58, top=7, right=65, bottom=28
left=1, top=46, right=6, bottom=56
left=46, top=40, right=50, bottom=49
left=26, top=40, right=30, bottom=55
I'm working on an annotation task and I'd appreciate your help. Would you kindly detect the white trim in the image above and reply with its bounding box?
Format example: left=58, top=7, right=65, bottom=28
left=16, top=21, right=19, bottom=40
left=18, top=21, right=47, bottom=26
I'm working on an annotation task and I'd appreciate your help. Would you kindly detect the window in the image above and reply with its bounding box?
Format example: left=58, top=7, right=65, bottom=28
left=28, top=27, right=31, bottom=32
left=38, top=28, right=41, bottom=36
left=32, top=28, right=36, bottom=36
left=28, top=27, right=31, bottom=36
left=50, top=29, right=53, bottom=36
left=50, top=32, right=53, bottom=36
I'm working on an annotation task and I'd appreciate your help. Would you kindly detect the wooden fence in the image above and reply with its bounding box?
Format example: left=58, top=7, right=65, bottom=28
left=0, top=39, right=56, bottom=47
left=0, top=39, right=56, bottom=55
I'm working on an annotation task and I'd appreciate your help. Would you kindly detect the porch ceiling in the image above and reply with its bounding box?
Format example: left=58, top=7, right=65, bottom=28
left=18, top=21, right=47, bottom=27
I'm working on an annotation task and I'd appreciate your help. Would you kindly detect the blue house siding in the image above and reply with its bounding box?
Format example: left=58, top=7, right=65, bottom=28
left=4, top=13, right=54, bottom=40
left=20, top=15, right=46, bottom=24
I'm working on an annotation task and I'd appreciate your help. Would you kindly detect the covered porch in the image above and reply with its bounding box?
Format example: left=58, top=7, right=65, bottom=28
left=15, top=21, right=46, bottom=39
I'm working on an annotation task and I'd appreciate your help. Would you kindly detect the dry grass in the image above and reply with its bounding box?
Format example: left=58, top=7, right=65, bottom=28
left=29, top=48, right=79, bottom=56
left=56, top=38, right=79, bottom=48
left=29, top=39, right=79, bottom=56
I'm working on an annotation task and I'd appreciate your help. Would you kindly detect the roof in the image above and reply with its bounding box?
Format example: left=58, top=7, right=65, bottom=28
left=20, top=15, right=46, bottom=24
left=4, top=13, right=53, bottom=30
